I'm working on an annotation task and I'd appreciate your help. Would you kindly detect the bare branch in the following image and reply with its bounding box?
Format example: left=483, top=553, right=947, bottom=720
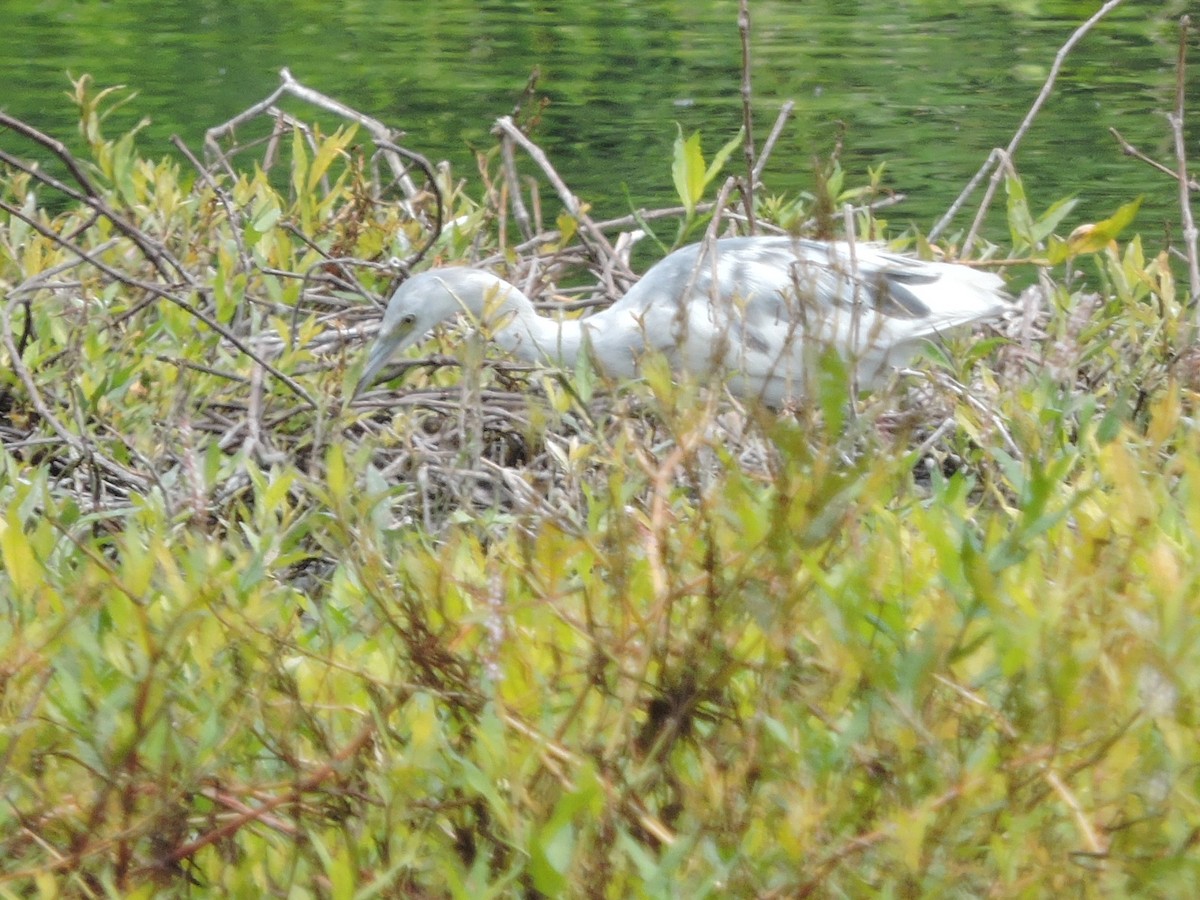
left=492, top=115, right=635, bottom=283
left=752, top=101, right=795, bottom=186
left=738, top=0, right=758, bottom=231
left=1168, top=16, right=1199, bottom=307
left=934, top=0, right=1131, bottom=243
left=1109, top=126, right=1200, bottom=191
left=499, top=132, right=534, bottom=242
left=375, top=138, right=444, bottom=268
left=962, top=150, right=1017, bottom=256
left=203, top=68, right=421, bottom=203
left=0, top=113, right=191, bottom=283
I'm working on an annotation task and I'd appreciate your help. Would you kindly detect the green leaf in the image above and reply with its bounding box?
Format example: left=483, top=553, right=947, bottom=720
left=291, top=126, right=309, bottom=202
left=261, top=466, right=295, bottom=514
left=1031, top=194, right=1078, bottom=243
left=672, top=126, right=705, bottom=216
left=533, top=762, right=604, bottom=885
left=555, top=210, right=578, bottom=247
left=529, top=822, right=573, bottom=896
left=326, top=443, right=347, bottom=501
left=0, top=501, right=42, bottom=597
left=308, top=829, right=355, bottom=900
left=961, top=336, right=1008, bottom=369
left=815, top=346, right=849, bottom=436
left=1066, top=196, right=1143, bottom=256
left=112, top=129, right=140, bottom=206
left=307, top=126, right=357, bottom=194
left=1005, top=174, right=1035, bottom=250
left=245, top=197, right=282, bottom=246
left=825, top=161, right=845, bottom=203
left=704, top=126, right=745, bottom=185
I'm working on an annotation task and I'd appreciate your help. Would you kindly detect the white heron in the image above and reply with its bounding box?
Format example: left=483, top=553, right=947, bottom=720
left=353, top=236, right=1008, bottom=406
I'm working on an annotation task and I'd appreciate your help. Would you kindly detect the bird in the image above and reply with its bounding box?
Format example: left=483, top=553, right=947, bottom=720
left=353, top=236, right=1008, bottom=406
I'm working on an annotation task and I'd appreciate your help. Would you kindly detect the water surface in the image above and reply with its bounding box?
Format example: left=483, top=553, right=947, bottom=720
left=2, top=1, right=1194, bottom=237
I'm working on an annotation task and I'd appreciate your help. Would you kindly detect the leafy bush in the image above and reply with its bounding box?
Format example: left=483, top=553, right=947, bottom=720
left=1, top=73, right=1198, bottom=897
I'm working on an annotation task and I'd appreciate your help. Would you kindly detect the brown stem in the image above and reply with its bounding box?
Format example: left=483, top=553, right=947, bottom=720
left=0, top=114, right=191, bottom=283
left=738, top=0, right=758, bottom=231
left=934, top=0, right=1131, bottom=246
left=1168, top=16, right=1199, bottom=308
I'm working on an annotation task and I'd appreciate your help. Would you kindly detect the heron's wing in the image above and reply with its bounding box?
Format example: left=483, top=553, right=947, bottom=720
left=706, top=240, right=1008, bottom=395
left=595, top=236, right=1007, bottom=399
left=725, top=242, right=1005, bottom=345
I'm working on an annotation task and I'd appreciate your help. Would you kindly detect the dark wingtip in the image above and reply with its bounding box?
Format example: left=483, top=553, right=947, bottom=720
left=882, top=279, right=932, bottom=318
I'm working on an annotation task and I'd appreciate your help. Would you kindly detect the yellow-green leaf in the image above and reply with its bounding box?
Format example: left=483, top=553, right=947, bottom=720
left=308, top=126, right=358, bottom=194
left=672, top=127, right=705, bottom=216
left=0, top=506, right=40, bottom=596
left=705, top=126, right=745, bottom=185
left=1066, top=196, right=1143, bottom=256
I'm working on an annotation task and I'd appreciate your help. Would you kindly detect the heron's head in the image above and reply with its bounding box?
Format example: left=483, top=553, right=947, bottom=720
left=352, top=268, right=508, bottom=398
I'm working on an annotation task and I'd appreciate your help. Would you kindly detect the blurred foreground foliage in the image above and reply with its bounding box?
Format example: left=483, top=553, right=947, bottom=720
left=1, top=79, right=1199, bottom=897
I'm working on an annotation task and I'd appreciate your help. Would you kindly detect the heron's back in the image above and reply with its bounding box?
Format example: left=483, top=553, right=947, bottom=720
left=600, top=236, right=1008, bottom=402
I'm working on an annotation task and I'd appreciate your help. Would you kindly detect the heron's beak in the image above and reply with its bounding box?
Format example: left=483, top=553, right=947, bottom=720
left=351, top=324, right=417, bottom=400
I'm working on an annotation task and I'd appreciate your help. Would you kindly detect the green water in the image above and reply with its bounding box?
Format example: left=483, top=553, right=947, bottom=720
left=2, top=0, right=1195, bottom=236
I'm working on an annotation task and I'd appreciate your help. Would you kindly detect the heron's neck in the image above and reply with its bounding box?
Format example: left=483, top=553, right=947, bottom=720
left=486, top=286, right=590, bottom=368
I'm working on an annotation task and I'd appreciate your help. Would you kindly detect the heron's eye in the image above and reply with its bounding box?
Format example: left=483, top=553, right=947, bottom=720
left=400, top=313, right=417, bottom=327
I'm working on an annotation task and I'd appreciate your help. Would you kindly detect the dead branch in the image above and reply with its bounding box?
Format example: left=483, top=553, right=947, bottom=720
left=738, top=0, right=757, bottom=231
left=1168, top=16, right=1199, bottom=306
left=1108, top=126, right=1200, bottom=192
left=0, top=113, right=191, bottom=283
left=752, top=101, right=796, bottom=186
left=204, top=68, right=420, bottom=202
left=499, top=130, right=534, bottom=242
left=933, top=0, right=1131, bottom=247
left=492, top=115, right=636, bottom=285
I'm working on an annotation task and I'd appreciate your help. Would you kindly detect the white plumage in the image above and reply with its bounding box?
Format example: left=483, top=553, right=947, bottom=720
left=354, top=236, right=1008, bottom=406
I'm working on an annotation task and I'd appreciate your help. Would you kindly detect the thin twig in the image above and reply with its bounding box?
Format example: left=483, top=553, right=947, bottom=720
left=143, top=711, right=389, bottom=873
left=934, top=0, right=1130, bottom=245
left=930, top=149, right=1001, bottom=243
left=752, top=101, right=795, bottom=186
left=375, top=139, right=444, bottom=265
left=171, top=133, right=254, bottom=290
left=1004, top=0, right=1130, bottom=160
left=491, top=116, right=636, bottom=283
left=0, top=117, right=191, bottom=283
left=738, top=0, right=758, bottom=231
left=1044, top=768, right=1108, bottom=857
left=675, top=176, right=741, bottom=345
left=499, top=132, right=534, bottom=242
left=1108, top=126, right=1200, bottom=191
left=962, top=149, right=1016, bottom=256
left=1168, top=16, right=1199, bottom=308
